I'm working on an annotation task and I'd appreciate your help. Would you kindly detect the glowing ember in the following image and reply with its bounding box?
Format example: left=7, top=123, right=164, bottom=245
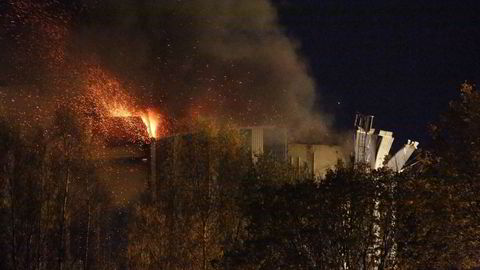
left=84, top=65, right=137, bottom=118
left=141, top=110, right=162, bottom=139
left=110, top=103, right=133, bottom=117
left=74, top=65, right=167, bottom=141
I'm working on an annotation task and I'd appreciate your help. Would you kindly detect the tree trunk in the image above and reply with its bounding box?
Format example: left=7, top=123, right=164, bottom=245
left=9, top=171, right=17, bottom=270
left=84, top=181, right=91, bottom=270
left=202, top=218, right=207, bottom=270
left=95, top=216, right=102, bottom=269
left=36, top=159, right=46, bottom=270
left=59, top=138, right=71, bottom=270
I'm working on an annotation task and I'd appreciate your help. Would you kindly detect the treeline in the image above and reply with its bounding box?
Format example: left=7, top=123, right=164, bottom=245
left=0, top=107, right=116, bottom=270
left=1, top=83, right=480, bottom=269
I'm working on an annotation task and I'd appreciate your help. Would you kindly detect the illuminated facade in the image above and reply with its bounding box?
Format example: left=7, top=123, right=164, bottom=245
left=354, top=114, right=419, bottom=172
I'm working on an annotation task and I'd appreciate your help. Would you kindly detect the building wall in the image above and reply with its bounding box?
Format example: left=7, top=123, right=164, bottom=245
left=240, top=126, right=288, bottom=162
left=94, top=141, right=149, bottom=206
left=95, top=123, right=349, bottom=206
left=251, top=127, right=264, bottom=161
left=94, top=116, right=150, bottom=206
left=289, top=144, right=345, bottom=178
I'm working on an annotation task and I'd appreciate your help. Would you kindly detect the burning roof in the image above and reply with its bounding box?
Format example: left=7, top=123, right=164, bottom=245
left=97, top=116, right=149, bottom=145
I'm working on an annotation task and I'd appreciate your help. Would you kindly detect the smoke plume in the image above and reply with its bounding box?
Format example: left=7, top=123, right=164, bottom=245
left=1, top=0, right=334, bottom=141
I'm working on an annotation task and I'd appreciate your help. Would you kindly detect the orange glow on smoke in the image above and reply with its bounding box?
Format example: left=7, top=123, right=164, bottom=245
left=141, top=110, right=162, bottom=138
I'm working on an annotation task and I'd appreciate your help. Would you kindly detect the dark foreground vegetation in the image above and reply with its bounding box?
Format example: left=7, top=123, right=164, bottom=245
left=1, top=83, right=480, bottom=269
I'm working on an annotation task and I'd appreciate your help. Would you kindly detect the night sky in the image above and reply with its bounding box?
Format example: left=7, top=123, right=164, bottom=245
left=273, top=0, right=480, bottom=145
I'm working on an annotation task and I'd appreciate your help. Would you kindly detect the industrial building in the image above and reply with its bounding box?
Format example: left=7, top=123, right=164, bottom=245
left=289, top=143, right=345, bottom=178
left=239, top=126, right=345, bottom=178
left=96, top=114, right=418, bottom=204
left=236, top=115, right=419, bottom=177
left=239, top=126, right=288, bottom=161
left=353, top=114, right=419, bottom=172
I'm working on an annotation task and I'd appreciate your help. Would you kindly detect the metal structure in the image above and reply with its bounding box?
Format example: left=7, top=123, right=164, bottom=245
left=353, top=113, right=419, bottom=172
left=354, top=114, right=376, bottom=166
left=374, top=130, right=394, bottom=169
left=386, top=140, right=419, bottom=172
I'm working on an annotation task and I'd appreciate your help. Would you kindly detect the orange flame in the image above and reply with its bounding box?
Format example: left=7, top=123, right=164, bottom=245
left=140, top=110, right=162, bottom=139
left=109, top=105, right=164, bottom=139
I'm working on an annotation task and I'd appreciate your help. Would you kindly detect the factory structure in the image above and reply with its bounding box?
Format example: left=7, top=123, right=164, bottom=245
left=96, top=114, right=418, bottom=204
left=353, top=114, right=419, bottom=172
left=239, top=126, right=345, bottom=178
left=238, top=114, right=419, bottom=177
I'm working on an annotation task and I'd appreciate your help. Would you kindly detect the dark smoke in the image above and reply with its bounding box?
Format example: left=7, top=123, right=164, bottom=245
left=1, top=0, right=335, bottom=141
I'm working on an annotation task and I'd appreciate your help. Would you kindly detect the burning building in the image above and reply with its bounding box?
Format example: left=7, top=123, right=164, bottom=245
left=94, top=113, right=418, bottom=205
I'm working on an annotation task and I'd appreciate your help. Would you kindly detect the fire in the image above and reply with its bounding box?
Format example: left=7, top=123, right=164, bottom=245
left=141, top=109, right=162, bottom=139
left=107, top=104, right=165, bottom=139
left=82, top=65, right=166, bottom=140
